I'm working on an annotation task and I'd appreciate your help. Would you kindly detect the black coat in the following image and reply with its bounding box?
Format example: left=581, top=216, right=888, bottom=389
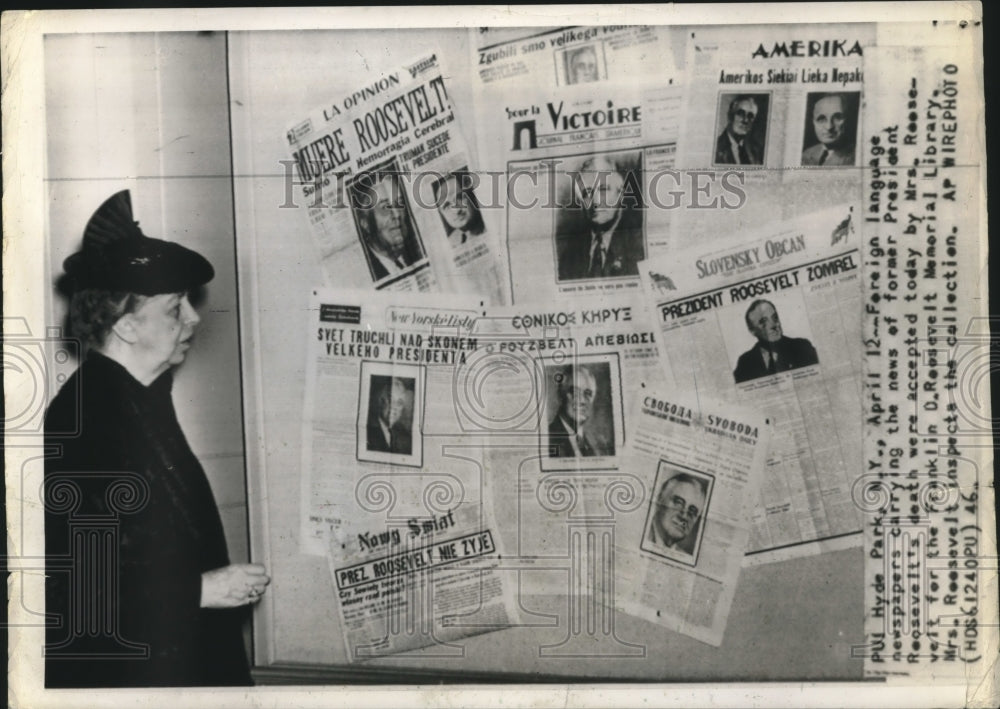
left=547, top=415, right=612, bottom=458
left=733, top=336, right=819, bottom=383
left=364, top=237, right=423, bottom=282
left=715, top=130, right=763, bottom=166
left=44, top=352, right=250, bottom=687
left=366, top=416, right=413, bottom=455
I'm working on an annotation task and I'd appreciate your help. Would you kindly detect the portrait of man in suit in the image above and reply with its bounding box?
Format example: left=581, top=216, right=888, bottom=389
left=555, top=153, right=645, bottom=282
left=714, top=93, right=767, bottom=166
left=432, top=169, right=485, bottom=245
left=351, top=167, right=425, bottom=283
left=566, top=44, right=599, bottom=84
left=733, top=299, right=819, bottom=384
left=547, top=364, right=614, bottom=458
left=644, top=471, right=709, bottom=561
left=801, top=92, right=858, bottom=167
left=366, top=376, right=415, bottom=455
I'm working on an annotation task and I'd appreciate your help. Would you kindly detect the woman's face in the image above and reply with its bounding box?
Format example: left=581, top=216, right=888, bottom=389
left=128, top=292, right=201, bottom=378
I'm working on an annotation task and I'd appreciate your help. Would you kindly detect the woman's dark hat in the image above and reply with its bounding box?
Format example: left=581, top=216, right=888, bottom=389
left=62, top=191, right=214, bottom=295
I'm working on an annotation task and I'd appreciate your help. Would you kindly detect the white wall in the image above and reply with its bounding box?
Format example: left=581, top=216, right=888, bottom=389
left=44, top=32, right=249, bottom=564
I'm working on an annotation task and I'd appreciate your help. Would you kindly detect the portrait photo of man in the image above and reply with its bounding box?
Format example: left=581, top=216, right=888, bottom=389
left=546, top=363, right=614, bottom=459
left=714, top=93, right=769, bottom=166
left=432, top=169, right=485, bottom=245
left=801, top=91, right=859, bottom=167
left=555, top=153, right=645, bottom=282
left=733, top=299, right=819, bottom=384
left=349, top=164, right=426, bottom=283
left=643, top=470, right=711, bottom=561
left=365, top=375, right=416, bottom=455
left=565, top=44, right=600, bottom=84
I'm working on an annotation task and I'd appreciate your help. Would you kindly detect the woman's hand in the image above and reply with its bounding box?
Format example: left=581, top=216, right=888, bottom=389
left=201, top=563, right=270, bottom=608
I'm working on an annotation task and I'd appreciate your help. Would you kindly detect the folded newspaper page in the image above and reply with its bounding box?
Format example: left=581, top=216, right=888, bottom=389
left=614, top=389, right=771, bottom=646
left=860, top=27, right=995, bottom=684
left=301, top=288, right=517, bottom=658
left=477, top=294, right=667, bottom=596
left=472, top=26, right=684, bottom=303
left=284, top=51, right=503, bottom=301
left=328, top=503, right=513, bottom=660
left=671, top=23, right=874, bottom=247
left=641, top=204, right=863, bottom=564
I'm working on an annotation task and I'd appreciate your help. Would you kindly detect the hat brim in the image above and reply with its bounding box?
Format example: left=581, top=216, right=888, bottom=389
left=63, top=236, right=214, bottom=296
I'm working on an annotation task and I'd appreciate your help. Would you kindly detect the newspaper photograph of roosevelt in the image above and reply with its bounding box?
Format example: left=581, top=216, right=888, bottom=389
left=541, top=357, right=619, bottom=470
left=348, top=159, right=428, bottom=286
left=732, top=297, right=820, bottom=384
left=641, top=463, right=714, bottom=566
left=713, top=92, right=771, bottom=167
left=554, top=150, right=645, bottom=283
left=356, top=362, right=423, bottom=467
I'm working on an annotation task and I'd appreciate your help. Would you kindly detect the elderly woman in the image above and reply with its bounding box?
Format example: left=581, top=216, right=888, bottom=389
left=44, top=191, right=269, bottom=687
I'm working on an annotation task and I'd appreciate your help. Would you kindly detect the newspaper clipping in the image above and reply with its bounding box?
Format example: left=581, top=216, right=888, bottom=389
left=475, top=294, right=667, bottom=595
left=303, top=288, right=480, bottom=549
left=472, top=26, right=684, bottom=302
left=641, top=204, right=864, bottom=564
left=614, top=389, right=771, bottom=646
left=285, top=51, right=503, bottom=300
left=301, top=288, right=518, bottom=658
left=329, top=503, right=514, bottom=659
left=671, top=23, right=875, bottom=248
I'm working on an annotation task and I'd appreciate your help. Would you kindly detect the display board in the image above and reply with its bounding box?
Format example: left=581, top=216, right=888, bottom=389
left=228, top=27, right=863, bottom=681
